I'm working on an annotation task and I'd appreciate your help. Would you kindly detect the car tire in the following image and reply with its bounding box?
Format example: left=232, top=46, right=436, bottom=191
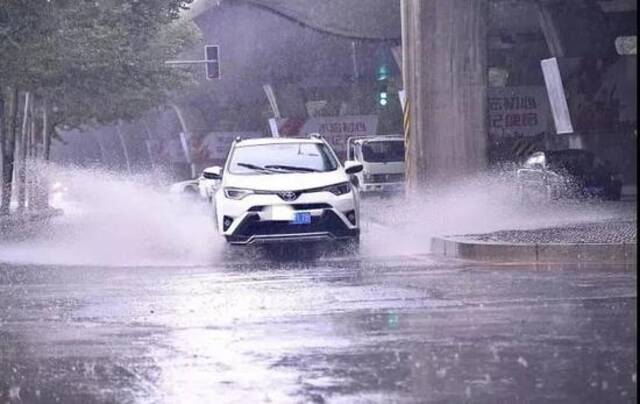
left=342, top=236, right=360, bottom=255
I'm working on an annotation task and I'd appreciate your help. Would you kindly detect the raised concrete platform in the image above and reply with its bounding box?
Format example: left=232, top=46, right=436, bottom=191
left=431, top=236, right=637, bottom=264
left=431, top=216, right=637, bottom=264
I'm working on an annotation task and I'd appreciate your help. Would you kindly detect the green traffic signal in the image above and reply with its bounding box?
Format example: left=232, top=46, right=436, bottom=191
left=379, top=91, right=388, bottom=106
left=376, top=64, right=389, bottom=106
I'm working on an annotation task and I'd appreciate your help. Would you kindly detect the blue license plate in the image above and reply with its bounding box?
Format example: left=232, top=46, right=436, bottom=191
left=291, top=212, right=311, bottom=225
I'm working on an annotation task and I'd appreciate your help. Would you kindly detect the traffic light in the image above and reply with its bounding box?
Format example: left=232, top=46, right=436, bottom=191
left=205, top=45, right=220, bottom=80
left=378, top=89, right=388, bottom=106
left=376, top=64, right=389, bottom=106
left=377, top=80, right=388, bottom=106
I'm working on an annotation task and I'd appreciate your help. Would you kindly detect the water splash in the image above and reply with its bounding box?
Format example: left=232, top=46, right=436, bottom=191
left=362, top=172, right=632, bottom=256
left=0, top=165, right=632, bottom=265
left=0, top=164, right=222, bottom=267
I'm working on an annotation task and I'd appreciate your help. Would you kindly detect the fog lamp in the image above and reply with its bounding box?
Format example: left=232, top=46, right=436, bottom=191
left=223, top=216, right=234, bottom=231
left=345, top=210, right=357, bottom=225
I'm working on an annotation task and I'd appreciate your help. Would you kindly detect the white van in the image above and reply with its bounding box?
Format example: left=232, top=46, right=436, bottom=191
left=347, top=135, right=405, bottom=195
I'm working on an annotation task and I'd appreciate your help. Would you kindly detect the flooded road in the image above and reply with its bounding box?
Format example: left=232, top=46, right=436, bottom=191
left=0, top=168, right=636, bottom=402
left=0, top=255, right=635, bottom=403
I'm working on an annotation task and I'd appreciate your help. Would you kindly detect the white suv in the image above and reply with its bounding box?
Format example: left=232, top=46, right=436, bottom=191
left=204, top=135, right=363, bottom=246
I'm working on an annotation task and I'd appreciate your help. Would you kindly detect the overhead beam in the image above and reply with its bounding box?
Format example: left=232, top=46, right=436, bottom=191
left=536, top=1, right=565, bottom=57
left=598, top=0, right=637, bottom=12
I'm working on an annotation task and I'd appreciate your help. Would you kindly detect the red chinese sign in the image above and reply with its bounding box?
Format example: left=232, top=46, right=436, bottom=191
left=488, top=86, right=551, bottom=138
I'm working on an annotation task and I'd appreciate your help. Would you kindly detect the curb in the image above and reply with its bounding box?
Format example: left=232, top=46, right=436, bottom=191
left=430, top=236, right=637, bottom=264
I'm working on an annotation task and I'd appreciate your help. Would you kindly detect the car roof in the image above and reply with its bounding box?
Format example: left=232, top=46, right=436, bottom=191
left=234, top=137, right=324, bottom=147
left=547, top=149, right=593, bottom=157
left=354, top=136, right=404, bottom=144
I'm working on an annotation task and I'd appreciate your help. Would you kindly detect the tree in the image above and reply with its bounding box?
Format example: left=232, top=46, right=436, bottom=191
left=0, top=0, right=200, bottom=215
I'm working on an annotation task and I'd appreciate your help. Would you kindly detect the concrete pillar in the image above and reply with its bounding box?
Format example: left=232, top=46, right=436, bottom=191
left=403, top=0, right=489, bottom=189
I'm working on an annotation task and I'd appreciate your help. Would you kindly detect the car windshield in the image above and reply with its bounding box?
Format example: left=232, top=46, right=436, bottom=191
left=228, top=142, right=339, bottom=174
left=361, top=140, right=405, bottom=163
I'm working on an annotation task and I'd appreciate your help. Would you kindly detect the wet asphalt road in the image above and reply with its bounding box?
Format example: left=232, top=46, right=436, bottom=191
left=0, top=252, right=636, bottom=403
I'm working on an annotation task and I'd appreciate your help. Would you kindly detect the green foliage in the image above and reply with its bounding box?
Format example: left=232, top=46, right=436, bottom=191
left=0, top=0, right=200, bottom=127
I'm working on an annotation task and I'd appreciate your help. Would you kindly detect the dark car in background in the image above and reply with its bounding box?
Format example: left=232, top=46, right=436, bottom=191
left=516, top=149, right=623, bottom=201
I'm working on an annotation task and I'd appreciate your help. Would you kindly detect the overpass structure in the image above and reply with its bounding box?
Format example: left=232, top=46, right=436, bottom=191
left=401, top=0, right=636, bottom=188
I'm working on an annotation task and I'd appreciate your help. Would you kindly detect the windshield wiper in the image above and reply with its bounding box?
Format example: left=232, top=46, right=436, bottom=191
left=264, top=164, right=319, bottom=172
left=236, top=162, right=278, bottom=173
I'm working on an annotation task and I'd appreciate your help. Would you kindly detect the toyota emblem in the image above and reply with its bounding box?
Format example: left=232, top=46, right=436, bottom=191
left=278, top=191, right=299, bottom=201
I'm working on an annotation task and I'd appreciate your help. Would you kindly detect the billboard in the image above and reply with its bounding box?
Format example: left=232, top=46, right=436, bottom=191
left=487, top=86, right=552, bottom=138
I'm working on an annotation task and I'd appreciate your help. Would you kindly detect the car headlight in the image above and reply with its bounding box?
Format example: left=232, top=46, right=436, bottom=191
left=321, top=182, right=351, bottom=196
left=224, top=187, right=254, bottom=200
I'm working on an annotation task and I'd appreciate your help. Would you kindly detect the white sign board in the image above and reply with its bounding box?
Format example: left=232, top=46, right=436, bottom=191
left=541, top=57, right=574, bottom=134
left=487, top=86, right=552, bottom=137
left=263, top=84, right=281, bottom=119
left=299, top=115, right=378, bottom=158
left=268, top=118, right=279, bottom=137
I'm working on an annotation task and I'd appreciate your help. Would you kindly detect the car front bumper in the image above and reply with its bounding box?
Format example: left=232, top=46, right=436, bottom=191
left=360, top=182, right=405, bottom=194
left=218, top=191, right=359, bottom=245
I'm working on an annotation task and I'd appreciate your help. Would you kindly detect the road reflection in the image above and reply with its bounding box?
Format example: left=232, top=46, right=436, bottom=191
left=0, top=256, right=635, bottom=403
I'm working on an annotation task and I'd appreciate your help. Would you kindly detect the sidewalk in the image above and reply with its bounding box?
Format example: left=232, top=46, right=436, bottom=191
left=431, top=218, right=637, bottom=264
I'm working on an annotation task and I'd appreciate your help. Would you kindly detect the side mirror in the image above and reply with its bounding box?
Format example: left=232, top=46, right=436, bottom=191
left=344, top=161, right=363, bottom=175
left=202, top=166, right=222, bottom=180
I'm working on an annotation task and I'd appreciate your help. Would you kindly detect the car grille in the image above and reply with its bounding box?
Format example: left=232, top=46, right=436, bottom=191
left=366, top=173, right=404, bottom=183
left=229, top=211, right=353, bottom=243
left=247, top=203, right=332, bottom=212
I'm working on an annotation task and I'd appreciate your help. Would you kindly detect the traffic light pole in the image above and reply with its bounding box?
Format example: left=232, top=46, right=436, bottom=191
left=164, top=60, right=211, bottom=65
left=165, top=45, right=220, bottom=80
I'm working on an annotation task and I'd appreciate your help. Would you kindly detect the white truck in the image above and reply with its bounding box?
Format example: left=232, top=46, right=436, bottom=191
left=347, top=135, right=406, bottom=195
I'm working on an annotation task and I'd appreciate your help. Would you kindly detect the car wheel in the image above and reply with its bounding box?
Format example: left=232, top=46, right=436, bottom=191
left=342, top=236, right=360, bottom=255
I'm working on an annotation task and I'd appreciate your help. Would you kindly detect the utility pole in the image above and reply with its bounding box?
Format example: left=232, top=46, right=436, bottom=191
left=1, top=87, right=18, bottom=215
left=16, top=92, right=30, bottom=213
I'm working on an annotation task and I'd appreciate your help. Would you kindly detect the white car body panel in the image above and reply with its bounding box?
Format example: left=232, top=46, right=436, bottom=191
left=224, top=171, right=348, bottom=192
left=212, top=137, right=360, bottom=245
